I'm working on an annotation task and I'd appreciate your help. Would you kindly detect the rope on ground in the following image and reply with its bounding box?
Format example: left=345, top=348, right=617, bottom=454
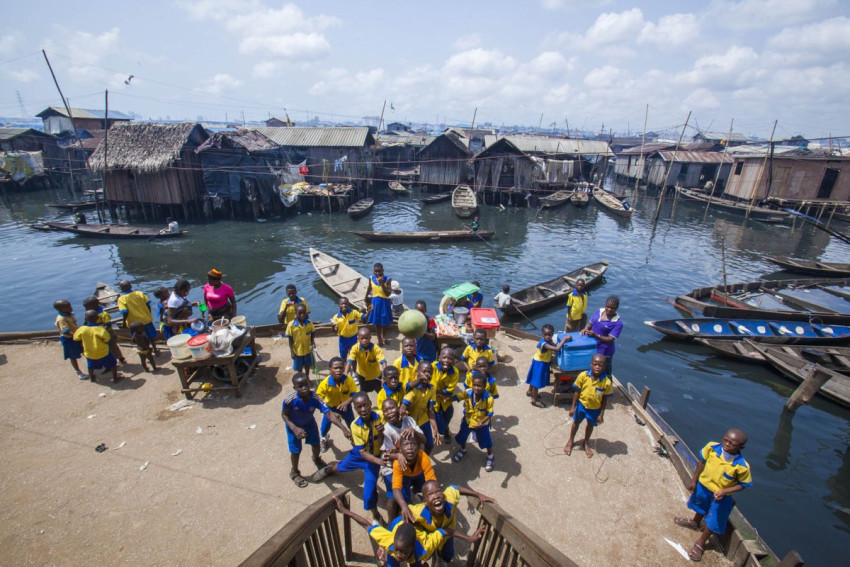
left=541, top=416, right=568, bottom=457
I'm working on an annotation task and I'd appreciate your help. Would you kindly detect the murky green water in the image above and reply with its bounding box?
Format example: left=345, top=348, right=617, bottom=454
left=2, top=183, right=849, bottom=564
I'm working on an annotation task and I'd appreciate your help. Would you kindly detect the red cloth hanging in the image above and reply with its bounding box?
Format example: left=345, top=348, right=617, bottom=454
left=299, top=166, right=309, bottom=176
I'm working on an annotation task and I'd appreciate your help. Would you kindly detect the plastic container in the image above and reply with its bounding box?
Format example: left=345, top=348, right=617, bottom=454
left=230, top=315, right=247, bottom=327
left=187, top=333, right=212, bottom=360
left=166, top=334, right=192, bottom=360
left=555, top=332, right=597, bottom=372
left=452, top=306, right=470, bottom=326
left=470, top=308, right=501, bottom=338
left=211, top=318, right=230, bottom=333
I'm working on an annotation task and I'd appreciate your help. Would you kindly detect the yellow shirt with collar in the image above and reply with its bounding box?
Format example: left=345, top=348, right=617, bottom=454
left=431, top=361, right=459, bottom=412
left=331, top=308, right=363, bottom=338
left=285, top=319, right=315, bottom=356
left=347, top=342, right=385, bottom=380
left=574, top=371, right=613, bottom=410
left=73, top=325, right=110, bottom=359
left=316, top=374, right=359, bottom=408
left=279, top=296, right=309, bottom=327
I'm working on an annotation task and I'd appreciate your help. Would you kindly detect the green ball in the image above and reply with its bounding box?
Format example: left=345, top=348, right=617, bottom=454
left=398, top=309, right=427, bottom=339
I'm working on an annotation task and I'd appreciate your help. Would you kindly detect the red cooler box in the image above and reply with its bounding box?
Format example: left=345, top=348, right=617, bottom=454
left=469, top=308, right=501, bottom=338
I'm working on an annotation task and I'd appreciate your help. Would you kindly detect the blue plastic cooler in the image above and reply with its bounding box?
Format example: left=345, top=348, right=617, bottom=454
left=555, top=332, right=598, bottom=372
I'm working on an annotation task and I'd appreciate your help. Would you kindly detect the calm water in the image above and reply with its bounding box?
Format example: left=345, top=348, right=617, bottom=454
left=2, top=183, right=850, bottom=564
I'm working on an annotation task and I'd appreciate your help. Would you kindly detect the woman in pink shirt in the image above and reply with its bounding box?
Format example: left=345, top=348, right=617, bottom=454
left=203, top=268, right=237, bottom=320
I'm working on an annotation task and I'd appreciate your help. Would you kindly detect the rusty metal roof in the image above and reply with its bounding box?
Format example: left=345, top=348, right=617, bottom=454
left=250, top=127, right=374, bottom=148
left=35, top=106, right=133, bottom=120
left=617, top=143, right=676, bottom=155
left=657, top=151, right=734, bottom=163
left=484, top=135, right=613, bottom=156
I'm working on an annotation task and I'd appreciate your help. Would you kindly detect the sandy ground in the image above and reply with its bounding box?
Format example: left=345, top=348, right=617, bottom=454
left=0, top=331, right=731, bottom=566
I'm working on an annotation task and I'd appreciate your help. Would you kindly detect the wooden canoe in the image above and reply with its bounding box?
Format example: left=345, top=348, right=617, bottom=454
left=676, top=187, right=788, bottom=223
left=347, top=198, right=374, bottom=219
left=30, top=221, right=186, bottom=239
left=420, top=192, right=452, bottom=204
left=571, top=191, right=590, bottom=207
left=309, top=248, right=369, bottom=311
left=644, top=318, right=850, bottom=345
left=695, top=337, right=850, bottom=373
left=674, top=277, right=850, bottom=324
left=46, top=200, right=98, bottom=211
left=388, top=181, right=407, bottom=193
left=539, top=190, right=574, bottom=209
left=499, top=261, right=609, bottom=316
left=750, top=342, right=850, bottom=407
left=592, top=187, right=633, bottom=218
left=768, top=257, right=850, bottom=277
left=350, top=230, right=494, bottom=243
left=451, top=185, right=478, bottom=218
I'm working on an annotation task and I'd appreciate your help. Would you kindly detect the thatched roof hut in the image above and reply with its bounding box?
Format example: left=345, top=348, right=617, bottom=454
left=89, top=123, right=209, bottom=217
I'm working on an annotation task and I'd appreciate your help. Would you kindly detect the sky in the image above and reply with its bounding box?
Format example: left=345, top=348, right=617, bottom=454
left=1, top=0, right=848, bottom=140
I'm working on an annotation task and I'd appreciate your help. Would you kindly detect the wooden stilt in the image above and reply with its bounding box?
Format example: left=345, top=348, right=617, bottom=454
left=784, top=364, right=832, bottom=413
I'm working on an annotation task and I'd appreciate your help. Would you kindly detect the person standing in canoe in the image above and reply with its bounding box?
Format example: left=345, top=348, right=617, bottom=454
left=365, top=262, right=393, bottom=346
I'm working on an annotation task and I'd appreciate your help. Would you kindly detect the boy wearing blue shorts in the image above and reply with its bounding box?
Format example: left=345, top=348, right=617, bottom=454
left=564, top=353, right=612, bottom=458
left=675, top=428, right=752, bottom=562
left=54, top=299, right=86, bottom=379
left=315, top=357, right=359, bottom=452
left=285, top=305, right=316, bottom=383
left=73, top=309, right=121, bottom=383
left=451, top=372, right=496, bottom=472
left=281, top=373, right=349, bottom=488
left=312, top=392, right=385, bottom=523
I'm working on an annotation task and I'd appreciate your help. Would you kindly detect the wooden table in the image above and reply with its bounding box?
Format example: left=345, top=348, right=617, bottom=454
left=171, top=331, right=261, bottom=400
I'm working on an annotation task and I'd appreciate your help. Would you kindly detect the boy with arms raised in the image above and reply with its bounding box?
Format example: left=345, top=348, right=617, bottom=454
left=380, top=398, right=425, bottom=521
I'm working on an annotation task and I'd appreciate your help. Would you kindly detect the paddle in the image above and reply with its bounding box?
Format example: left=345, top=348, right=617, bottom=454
left=511, top=301, right=539, bottom=330
left=461, top=224, right=493, bottom=247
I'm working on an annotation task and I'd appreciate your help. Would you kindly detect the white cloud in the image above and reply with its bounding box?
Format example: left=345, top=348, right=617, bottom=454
left=543, top=83, right=572, bottom=104
left=683, top=88, right=722, bottom=110
left=708, top=0, right=837, bottom=30
left=253, top=60, right=281, bottom=79
left=177, top=0, right=261, bottom=21
left=8, top=68, right=38, bottom=82
left=584, top=65, right=628, bottom=89
left=677, top=46, right=760, bottom=88
left=240, top=32, right=331, bottom=60
left=584, top=8, right=644, bottom=46
left=528, top=51, right=570, bottom=77
left=444, top=48, right=516, bottom=77
left=309, top=68, right=384, bottom=96
left=204, top=73, right=242, bottom=95
left=453, top=34, right=481, bottom=51
left=639, top=13, right=699, bottom=47
left=226, top=5, right=340, bottom=36
left=768, top=16, right=850, bottom=55
left=0, top=33, right=22, bottom=56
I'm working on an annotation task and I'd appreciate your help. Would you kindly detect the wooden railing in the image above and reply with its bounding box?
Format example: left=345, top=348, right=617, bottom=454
left=466, top=500, right=579, bottom=567
left=240, top=488, right=352, bottom=567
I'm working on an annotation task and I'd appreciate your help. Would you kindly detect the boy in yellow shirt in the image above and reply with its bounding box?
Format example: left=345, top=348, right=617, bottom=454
left=432, top=347, right=460, bottom=444
left=285, top=305, right=316, bottom=383
left=316, top=357, right=359, bottom=452
left=278, top=284, right=309, bottom=327
left=401, top=361, right=440, bottom=454
left=564, top=278, right=588, bottom=332
left=330, top=297, right=364, bottom=358
left=451, top=372, right=496, bottom=472
left=345, top=327, right=386, bottom=393
left=459, top=329, right=495, bottom=372
left=392, top=337, right=421, bottom=388
left=564, top=353, right=612, bottom=458
left=118, top=280, right=159, bottom=355
left=74, top=309, right=120, bottom=383
left=54, top=299, right=86, bottom=379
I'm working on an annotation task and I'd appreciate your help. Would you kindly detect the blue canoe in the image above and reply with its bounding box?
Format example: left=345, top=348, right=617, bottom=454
left=644, top=318, right=850, bottom=345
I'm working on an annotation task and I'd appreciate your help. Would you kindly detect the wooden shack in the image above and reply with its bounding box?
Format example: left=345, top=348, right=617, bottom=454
left=417, top=132, right=471, bottom=187
left=88, top=123, right=209, bottom=220
left=482, top=135, right=614, bottom=184
left=645, top=150, right=733, bottom=191
left=472, top=137, right=535, bottom=192
left=195, top=130, right=285, bottom=220
left=612, top=143, right=674, bottom=184
left=0, top=127, right=68, bottom=189
left=375, top=132, right=432, bottom=180
left=251, top=127, right=374, bottom=186
left=725, top=151, right=850, bottom=203
left=36, top=107, right=132, bottom=135
left=692, top=131, right=749, bottom=150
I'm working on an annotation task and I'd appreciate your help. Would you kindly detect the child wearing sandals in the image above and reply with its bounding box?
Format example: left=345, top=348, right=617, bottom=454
left=281, top=373, right=350, bottom=488
left=525, top=323, right=569, bottom=408
left=452, top=372, right=496, bottom=472
left=675, top=428, right=753, bottom=562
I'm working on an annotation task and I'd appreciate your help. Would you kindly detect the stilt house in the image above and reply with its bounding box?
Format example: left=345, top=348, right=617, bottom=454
left=724, top=150, right=850, bottom=202
left=417, top=132, right=471, bottom=187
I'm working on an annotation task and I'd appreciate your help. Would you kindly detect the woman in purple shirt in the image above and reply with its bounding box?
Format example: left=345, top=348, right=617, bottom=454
left=581, top=295, right=622, bottom=375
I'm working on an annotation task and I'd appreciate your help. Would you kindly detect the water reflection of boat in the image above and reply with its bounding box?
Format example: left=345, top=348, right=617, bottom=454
left=768, top=257, right=850, bottom=277
left=420, top=192, right=452, bottom=205
left=350, top=230, right=494, bottom=243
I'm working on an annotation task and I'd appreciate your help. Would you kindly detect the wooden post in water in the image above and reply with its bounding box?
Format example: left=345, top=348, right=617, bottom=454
left=632, top=104, right=648, bottom=202
left=652, top=111, right=691, bottom=224
left=784, top=364, right=832, bottom=413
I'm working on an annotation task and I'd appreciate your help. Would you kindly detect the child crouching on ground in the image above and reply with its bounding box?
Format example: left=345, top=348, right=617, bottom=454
left=675, top=428, right=753, bottom=562
left=129, top=321, right=157, bottom=373
left=74, top=309, right=121, bottom=383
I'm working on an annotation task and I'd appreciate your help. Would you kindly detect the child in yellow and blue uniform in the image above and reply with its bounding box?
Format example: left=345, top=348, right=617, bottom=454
left=525, top=323, right=569, bottom=408
left=316, top=357, right=359, bottom=450
left=431, top=347, right=460, bottom=443
left=377, top=366, right=406, bottom=410
left=74, top=309, right=119, bottom=382
left=460, top=328, right=495, bottom=372
left=118, top=280, right=158, bottom=347
left=466, top=357, right=500, bottom=398
left=392, top=336, right=422, bottom=388
left=675, top=428, right=753, bottom=561
left=83, top=296, right=126, bottom=366
left=467, top=281, right=483, bottom=308
left=278, top=283, right=309, bottom=327
left=564, top=353, right=613, bottom=458
left=414, top=300, right=438, bottom=363
left=330, top=297, right=364, bottom=358
left=345, top=327, right=387, bottom=393
left=313, top=392, right=384, bottom=521
left=452, top=372, right=496, bottom=472
left=285, top=305, right=315, bottom=382
left=564, top=278, right=588, bottom=332
left=153, top=287, right=172, bottom=339
left=402, top=361, right=439, bottom=453
left=365, top=262, right=392, bottom=346
left=54, top=299, right=86, bottom=379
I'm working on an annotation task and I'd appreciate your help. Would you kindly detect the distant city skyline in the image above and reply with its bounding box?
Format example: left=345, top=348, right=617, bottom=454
left=2, top=1, right=849, bottom=141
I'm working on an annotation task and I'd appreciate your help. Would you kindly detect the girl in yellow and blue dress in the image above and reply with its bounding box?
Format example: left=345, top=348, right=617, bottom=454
left=525, top=323, right=569, bottom=409
left=364, top=262, right=393, bottom=346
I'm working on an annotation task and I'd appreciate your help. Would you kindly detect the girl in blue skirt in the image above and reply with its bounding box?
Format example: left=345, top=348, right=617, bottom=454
left=525, top=323, right=569, bottom=408
left=365, top=262, right=393, bottom=346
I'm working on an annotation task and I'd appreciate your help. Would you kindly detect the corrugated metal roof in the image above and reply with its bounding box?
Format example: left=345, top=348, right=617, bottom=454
left=250, top=127, right=374, bottom=148
left=484, top=135, right=613, bottom=156
left=35, top=106, right=133, bottom=120
left=618, top=143, right=676, bottom=155
left=694, top=131, right=749, bottom=142
left=725, top=145, right=799, bottom=156
left=657, top=151, right=734, bottom=163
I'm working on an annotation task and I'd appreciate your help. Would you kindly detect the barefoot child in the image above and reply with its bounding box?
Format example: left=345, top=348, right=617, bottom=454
left=460, top=328, right=495, bottom=372
left=129, top=321, right=157, bottom=372
left=278, top=284, right=309, bottom=328
left=401, top=361, right=440, bottom=454
left=452, top=372, right=496, bottom=472
left=312, top=392, right=385, bottom=524
left=54, top=299, right=86, bottom=379
left=330, top=297, right=364, bottom=358
left=345, top=327, right=387, bottom=393
left=365, top=263, right=393, bottom=346
left=285, top=305, right=316, bottom=383
left=152, top=287, right=172, bottom=339
left=380, top=398, right=425, bottom=521
left=674, top=428, right=753, bottom=562
left=392, top=337, right=421, bottom=389
left=390, top=280, right=405, bottom=317
left=564, top=354, right=612, bottom=458
left=74, top=309, right=120, bottom=383
left=281, top=373, right=349, bottom=488
left=83, top=296, right=126, bottom=366
left=525, top=324, right=569, bottom=409
left=432, top=347, right=460, bottom=444
left=414, top=300, right=438, bottom=363
left=118, top=281, right=159, bottom=355
left=316, top=357, right=359, bottom=452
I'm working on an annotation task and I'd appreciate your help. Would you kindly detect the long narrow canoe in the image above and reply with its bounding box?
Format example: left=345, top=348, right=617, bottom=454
left=592, top=187, right=632, bottom=218
left=350, top=230, right=494, bottom=243
left=644, top=318, right=850, bottom=345
left=768, top=257, right=850, bottom=277
left=676, top=187, right=788, bottom=223
left=46, top=200, right=98, bottom=211
left=452, top=185, right=478, bottom=218
left=571, top=191, right=590, bottom=207
left=347, top=198, right=374, bottom=219
left=388, top=181, right=407, bottom=193
left=539, top=190, right=574, bottom=209
left=752, top=342, right=850, bottom=407
left=695, top=337, right=850, bottom=373
left=30, top=221, right=186, bottom=239
left=309, top=248, right=369, bottom=311
left=499, top=261, right=609, bottom=316
left=420, top=192, right=452, bottom=204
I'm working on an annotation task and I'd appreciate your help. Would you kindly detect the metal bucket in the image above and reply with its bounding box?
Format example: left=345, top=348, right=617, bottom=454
left=453, top=306, right=470, bottom=326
